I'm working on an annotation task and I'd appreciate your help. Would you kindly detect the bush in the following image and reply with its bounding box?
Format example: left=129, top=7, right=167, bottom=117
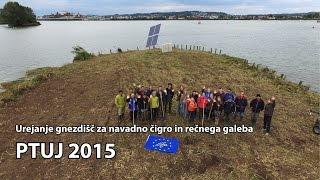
left=72, top=46, right=95, bottom=62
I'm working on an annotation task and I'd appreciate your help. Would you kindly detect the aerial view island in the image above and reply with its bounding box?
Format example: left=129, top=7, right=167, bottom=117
left=0, top=1, right=319, bottom=179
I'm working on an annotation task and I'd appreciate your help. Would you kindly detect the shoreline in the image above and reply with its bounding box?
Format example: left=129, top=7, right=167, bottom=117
left=1, top=21, right=41, bottom=27
left=0, top=49, right=318, bottom=106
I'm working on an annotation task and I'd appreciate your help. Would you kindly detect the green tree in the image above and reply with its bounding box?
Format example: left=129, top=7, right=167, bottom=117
left=0, top=2, right=40, bottom=27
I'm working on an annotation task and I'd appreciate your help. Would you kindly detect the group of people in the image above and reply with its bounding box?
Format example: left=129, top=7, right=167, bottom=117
left=114, top=83, right=175, bottom=122
left=114, top=83, right=276, bottom=134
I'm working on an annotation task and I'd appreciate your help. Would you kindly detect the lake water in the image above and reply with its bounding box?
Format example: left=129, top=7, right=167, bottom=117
left=0, top=21, right=319, bottom=91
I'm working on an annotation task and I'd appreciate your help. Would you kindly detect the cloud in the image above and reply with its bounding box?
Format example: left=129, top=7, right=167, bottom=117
left=0, top=0, right=319, bottom=15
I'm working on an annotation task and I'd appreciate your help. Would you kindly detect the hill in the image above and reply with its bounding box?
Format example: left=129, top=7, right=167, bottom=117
left=40, top=11, right=320, bottom=21
left=0, top=49, right=319, bottom=179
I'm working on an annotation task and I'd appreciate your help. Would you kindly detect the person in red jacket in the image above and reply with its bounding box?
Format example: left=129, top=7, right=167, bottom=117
left=187, top=97, right=197, bottom=122
left=197, top=92, right=209, bottom=120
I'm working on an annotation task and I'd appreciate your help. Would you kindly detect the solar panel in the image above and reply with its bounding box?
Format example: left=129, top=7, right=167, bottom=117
left=146, top=37, right=153, bottom=47
left=146, top=24, right=161, bottom=47
left=154, top=24, right=161, bottom=34
left=151, top=35, right=158, bottom=46
left=148, top=26, right=155, bottom=36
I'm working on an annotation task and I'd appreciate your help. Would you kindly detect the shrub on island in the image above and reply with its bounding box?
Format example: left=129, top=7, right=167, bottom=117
left=72, top=46, right=95, bottom=62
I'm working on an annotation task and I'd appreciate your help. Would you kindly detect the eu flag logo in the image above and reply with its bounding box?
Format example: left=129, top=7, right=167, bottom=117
left=144, top=135, right=179, bottom=154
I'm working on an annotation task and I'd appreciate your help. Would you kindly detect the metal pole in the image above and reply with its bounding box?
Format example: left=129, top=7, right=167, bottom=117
left=202, top=100, right=205, bottom=126
left=132, top=98, right=135, bottom=125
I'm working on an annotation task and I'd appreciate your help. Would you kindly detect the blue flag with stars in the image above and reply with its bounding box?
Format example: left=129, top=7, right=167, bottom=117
left=144, top=135, right=179, bottom=154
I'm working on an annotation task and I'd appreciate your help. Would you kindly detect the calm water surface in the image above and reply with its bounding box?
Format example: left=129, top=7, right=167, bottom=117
left=0, top=21, right=319, bottom=91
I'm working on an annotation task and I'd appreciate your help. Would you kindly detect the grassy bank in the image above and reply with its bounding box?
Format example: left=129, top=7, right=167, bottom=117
left=0, top=49, right=319, bottom=179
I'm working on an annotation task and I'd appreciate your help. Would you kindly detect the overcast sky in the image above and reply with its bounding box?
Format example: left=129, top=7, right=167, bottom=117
left=0, top=0, right=319, bottom=15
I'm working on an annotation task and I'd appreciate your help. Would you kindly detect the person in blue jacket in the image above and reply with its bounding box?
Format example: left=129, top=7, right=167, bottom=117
left=223, top=88, right=236, bottom=122
left=223, top=88, right=235, bottom=103
left=127, top=94, right=138, bottom=121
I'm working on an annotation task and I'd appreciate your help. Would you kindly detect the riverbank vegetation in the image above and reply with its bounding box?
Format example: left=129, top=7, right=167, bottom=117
left=0, top=49, right=319, bottom=179
left=0, top=2, right=40, bottom=27
left=72, top=46, right=95, bottom=62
